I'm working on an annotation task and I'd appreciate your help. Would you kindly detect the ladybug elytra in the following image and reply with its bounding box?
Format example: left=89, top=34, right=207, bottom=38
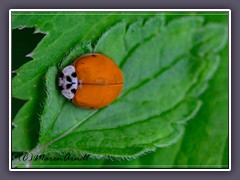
left=58, top=53, right=123, bottom=109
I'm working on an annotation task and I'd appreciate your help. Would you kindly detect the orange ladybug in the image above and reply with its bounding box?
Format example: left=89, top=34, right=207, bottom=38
left=58, top=53, right=123, bottom=109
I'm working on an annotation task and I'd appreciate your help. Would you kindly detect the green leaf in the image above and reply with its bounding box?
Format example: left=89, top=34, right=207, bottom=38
left=173, top=45, right=229, bottom=168
left=39, top=17, right=204, bottom=154
left=132, top=45, right=228, bottom=169
left=98, top=43, right=229, bottom=169
left=11, top=12, right=158, bottom=152
left=12, top=12, right=228, bottom=168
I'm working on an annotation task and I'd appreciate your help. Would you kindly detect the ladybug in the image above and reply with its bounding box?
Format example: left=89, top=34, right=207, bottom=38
left=58, top=53, right=123, bottom=109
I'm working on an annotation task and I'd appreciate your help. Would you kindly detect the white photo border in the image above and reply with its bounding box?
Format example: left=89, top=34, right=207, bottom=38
left=9, top=9, right=231, bottom=171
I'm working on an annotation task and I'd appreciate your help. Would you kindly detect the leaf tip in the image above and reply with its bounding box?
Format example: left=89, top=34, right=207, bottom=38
left=12, top=122, right=18, bottom=128
left=26, top=52, right=34, bottom=58
left=17, top=26, right=27, bottom=30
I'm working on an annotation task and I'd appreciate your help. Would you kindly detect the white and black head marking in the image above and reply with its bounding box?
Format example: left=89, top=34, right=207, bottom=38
left=58, top=65, right=79, bottom=100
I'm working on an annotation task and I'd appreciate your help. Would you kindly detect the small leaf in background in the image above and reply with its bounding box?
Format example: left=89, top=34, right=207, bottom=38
left=11, top=12, right=229, bottom=169
left=12, top=98, right=39, bottom=151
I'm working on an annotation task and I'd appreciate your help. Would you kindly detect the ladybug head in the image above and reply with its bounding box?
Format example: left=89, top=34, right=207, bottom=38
left=58, top=65, right=78, bottom=100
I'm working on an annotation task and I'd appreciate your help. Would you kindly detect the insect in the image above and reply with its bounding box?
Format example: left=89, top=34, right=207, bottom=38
left=58, top=53, right=123, bottom=109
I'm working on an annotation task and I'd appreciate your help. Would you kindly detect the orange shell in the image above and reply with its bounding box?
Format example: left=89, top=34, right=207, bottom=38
left=72, top=53, right=123, bottom=109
